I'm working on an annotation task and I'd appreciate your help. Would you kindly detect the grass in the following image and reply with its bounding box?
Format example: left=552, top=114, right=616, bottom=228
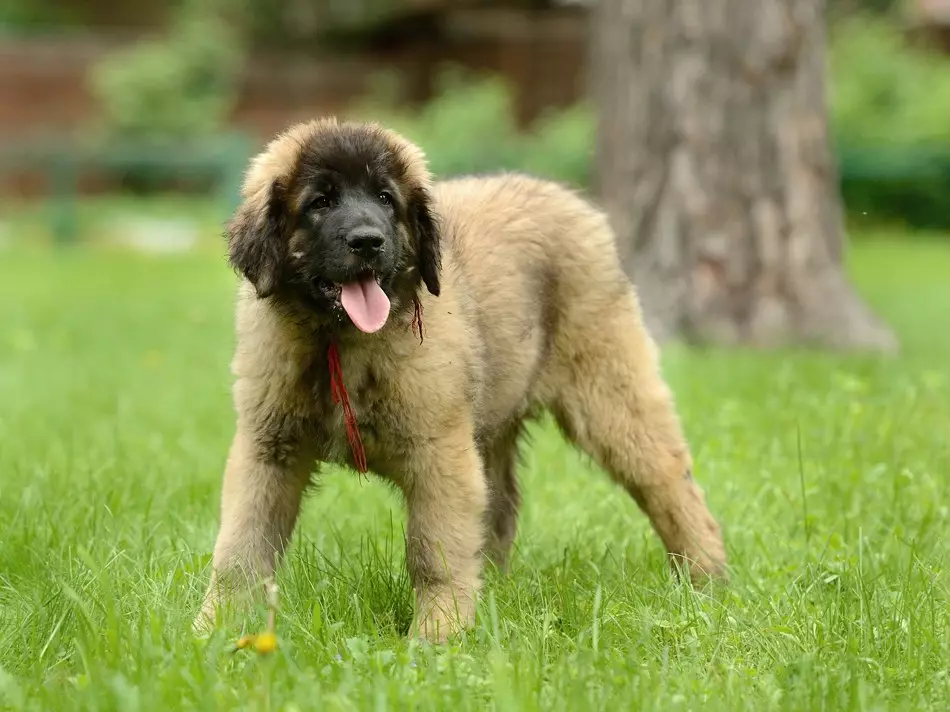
left=0, top=229, right=948, bottom=711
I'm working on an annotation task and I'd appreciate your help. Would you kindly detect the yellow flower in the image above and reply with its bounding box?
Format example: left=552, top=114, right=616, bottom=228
left=232, top=578, right=280, bottom=655
left=232, top=631, right=278, bottom=655
left=233, top=634, right=257, bottom=651
left=253, top=631, right=277, bottom=654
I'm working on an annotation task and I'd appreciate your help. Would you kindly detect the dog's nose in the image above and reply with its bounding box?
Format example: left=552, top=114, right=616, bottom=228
left=346, top=230, right=385, bottom=258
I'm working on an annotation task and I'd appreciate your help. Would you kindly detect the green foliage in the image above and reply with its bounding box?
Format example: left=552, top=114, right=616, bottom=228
left=358, top=16, right=950, bottom=230
left=81, top=2, right=248, bottom=194
left=829, top=0, right=901, bottom=16
left=830, top=16, right=950, bottom=149
left=88, top=2, right=243, bottom=142
left=519, top=103, right=596, bottom=189
left=830, top=16, right=950, bottom=228
left=1, top=237, right=949, bottom=708
left=355, top=68, right=595, bottom=190
left=0, top=0, right=80, bottom=33
left=361, top=70, right=527, bottom=178
left=70, top=5, right=950, bottom=227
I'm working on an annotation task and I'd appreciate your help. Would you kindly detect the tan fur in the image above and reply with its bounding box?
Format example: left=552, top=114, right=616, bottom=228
left=195, top=121, right=727, bottom=643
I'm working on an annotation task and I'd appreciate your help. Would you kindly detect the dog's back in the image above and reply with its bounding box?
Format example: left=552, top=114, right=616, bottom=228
left=430, top=172, right=637, bottom=430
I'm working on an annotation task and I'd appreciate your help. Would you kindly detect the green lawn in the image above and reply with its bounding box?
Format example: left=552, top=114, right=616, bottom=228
left=1, top=234, right=948, bottom=711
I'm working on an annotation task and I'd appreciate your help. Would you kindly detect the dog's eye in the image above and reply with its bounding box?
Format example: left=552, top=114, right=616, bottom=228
left=312, top=195, right=331, bottom=211
left=377, top=191, right=393, bottom=206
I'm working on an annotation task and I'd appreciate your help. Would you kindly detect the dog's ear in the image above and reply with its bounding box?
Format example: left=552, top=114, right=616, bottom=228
left=226, top=180, right=288, bottom=299
left=410, top=187, right=442, bottom=297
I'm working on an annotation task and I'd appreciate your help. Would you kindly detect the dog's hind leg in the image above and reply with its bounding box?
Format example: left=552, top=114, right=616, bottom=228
left=481, top=424, right=524, bottom=572
left=551, top=293, right=727, bottom=584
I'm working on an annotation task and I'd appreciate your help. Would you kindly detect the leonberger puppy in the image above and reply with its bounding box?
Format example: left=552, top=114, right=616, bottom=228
left=195, top=118, right=727, bottom=642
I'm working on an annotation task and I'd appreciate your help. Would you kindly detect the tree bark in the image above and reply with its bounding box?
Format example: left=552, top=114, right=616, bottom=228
left=590, top=0, right=897, bottom=352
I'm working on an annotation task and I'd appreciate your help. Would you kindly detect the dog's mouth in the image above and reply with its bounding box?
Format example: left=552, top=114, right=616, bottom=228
left=316, top=272, right=391, bottom=334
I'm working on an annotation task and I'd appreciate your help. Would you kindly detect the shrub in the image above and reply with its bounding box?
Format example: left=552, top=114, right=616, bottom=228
left=358, top=16, right=950, bottom=230
left=830, top=16, right=950, bottom=150
left=830, top=15, right=950, bottom=228
left=84, top=1, right=246, bottom=194
left=355, top=68, right=527, bottom=179
left=520, top=103, right=596, bottom=190
left=88, top=2, right=243, bottom=142
left=354, top=67, right=595, bottom=191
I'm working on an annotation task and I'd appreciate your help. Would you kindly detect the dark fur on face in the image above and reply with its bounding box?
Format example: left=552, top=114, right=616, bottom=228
left=226, top=120, right=442, bottom=325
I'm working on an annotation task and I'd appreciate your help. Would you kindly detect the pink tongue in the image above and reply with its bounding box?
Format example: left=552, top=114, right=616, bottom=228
left=340, top=276, right=391, bottom=333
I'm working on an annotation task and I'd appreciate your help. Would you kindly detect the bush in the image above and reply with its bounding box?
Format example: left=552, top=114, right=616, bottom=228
left=520, top=103, right=596, bottom=189
left=359, top=16, right=950, bottom=230
left=84, top=1, right=246, bottom=194
left=354, top=67, right=595, bottom=190
left=356, top=69, right=528, bottom=179
left=0, top=0, right=79, bottom=34
left=830, top=16, right=950, bottom=228
left=88, top=2, right=243, bottom=143
left=830, top=16, right=950, bottom=150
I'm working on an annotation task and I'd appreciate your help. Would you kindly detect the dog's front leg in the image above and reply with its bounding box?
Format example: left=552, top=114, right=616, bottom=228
left=402, top=420, right=488, bottom=644
left=193, top=428, right=313, bottom=633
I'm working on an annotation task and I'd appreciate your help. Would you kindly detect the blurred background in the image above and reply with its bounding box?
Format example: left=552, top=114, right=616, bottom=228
left=2, top=0, right=950, bottom=246
left=5, top=5, right=950, bottom=705
left=0, top=0, right=598, bottom=252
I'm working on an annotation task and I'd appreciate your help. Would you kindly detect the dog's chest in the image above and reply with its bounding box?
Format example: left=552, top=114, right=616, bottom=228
left=305, top=349, right=405, bottom=468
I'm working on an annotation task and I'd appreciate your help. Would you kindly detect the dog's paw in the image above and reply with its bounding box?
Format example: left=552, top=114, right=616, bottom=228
left=670, top=540, right=729, bottom=589
left=191, top=594, right=222, bottom=637
left=191, top=612, right=215, bottom=638
left=411, top=594, right=475, bottom=644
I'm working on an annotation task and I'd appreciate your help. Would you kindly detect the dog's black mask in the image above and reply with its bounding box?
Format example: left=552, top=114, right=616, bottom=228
left=226, top=124, right=442, bottom=333
left=286, top=167, right=408, bottom=327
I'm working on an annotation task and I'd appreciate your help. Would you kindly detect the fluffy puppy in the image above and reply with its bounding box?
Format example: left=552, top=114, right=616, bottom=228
left=195, top=118, right=727, bottom=642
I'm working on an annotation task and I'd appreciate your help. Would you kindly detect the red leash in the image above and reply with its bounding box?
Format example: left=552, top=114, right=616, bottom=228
left=411, top=297, right=425, bottom=344
left=327, top=342, right=367, bottom=474
left=327, top=297, right=425, bottom=474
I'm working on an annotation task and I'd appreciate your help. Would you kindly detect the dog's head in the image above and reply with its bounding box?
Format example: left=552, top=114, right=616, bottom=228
left=226, top=118, right=441, bottom=333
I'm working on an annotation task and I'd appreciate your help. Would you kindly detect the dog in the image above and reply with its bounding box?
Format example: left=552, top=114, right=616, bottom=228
left=194, top=117, right=727, bottom=642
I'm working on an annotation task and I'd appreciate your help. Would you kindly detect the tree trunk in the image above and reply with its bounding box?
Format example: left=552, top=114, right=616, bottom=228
left=590, top=0, right=897, bottom=352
